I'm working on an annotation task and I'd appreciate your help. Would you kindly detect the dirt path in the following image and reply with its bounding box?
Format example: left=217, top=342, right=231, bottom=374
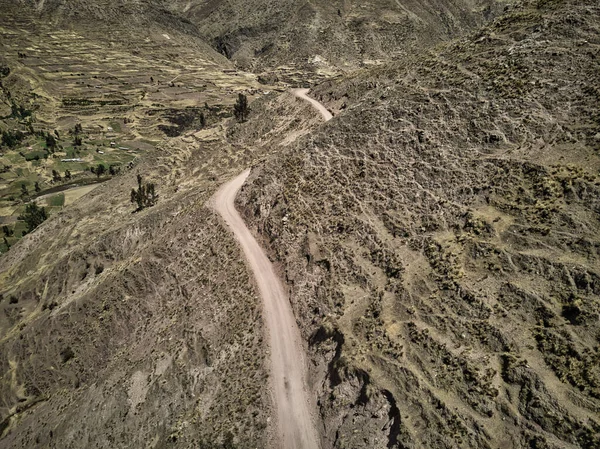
left=292, top=88, right=333, bottom=121
left=34, top=183, right=102, bottom=206
left=212, top=170, right=321, bottom=449
left=212, top=89, right=330, bottom=449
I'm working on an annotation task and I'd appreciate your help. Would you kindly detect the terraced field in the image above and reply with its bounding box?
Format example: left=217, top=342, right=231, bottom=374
left=0, top=16, right=268, bottom=132
left=0, top=11, right=276, bottom=251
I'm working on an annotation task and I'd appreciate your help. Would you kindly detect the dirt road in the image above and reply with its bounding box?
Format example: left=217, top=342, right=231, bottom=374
left=292, top=88, right=333, bottom=121
left=212, top=89, right=331, bottom=449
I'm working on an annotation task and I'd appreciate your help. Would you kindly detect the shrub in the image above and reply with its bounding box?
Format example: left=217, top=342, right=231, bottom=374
left=18, top=202, right=48, bottom=232
left=130, top=174, right=158, bottom=211
left=60, top=347, right=75, bottom=363
left=233, top=93, right=250, bottom=123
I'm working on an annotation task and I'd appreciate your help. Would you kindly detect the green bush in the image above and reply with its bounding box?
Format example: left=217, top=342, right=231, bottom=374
left=18, top=202, right=48, bottom=232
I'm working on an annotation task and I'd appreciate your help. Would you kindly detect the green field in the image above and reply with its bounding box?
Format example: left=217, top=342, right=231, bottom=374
left=47, top=193, right=65, bottom=207
left=0, top=129, right=138, bottom=251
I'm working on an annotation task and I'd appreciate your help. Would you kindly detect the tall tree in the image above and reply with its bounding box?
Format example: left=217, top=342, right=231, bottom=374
left=95, top=164, right=106, bottom=178
left=52, top=170, right=62, bottom=183
left=18, top=202, right=48, bottom=232
left=45, top=133, right=57, bottom=151
left=130, top=174, right=158, bottom=211
left=233, top=93, right=250, bottom=123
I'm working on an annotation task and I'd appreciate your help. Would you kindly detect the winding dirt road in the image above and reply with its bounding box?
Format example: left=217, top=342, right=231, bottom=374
left=292, top=88, right=333, bottom=121
left=212, top=89, right=331, bottom=449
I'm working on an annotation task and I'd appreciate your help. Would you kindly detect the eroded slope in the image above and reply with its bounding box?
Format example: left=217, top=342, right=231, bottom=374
left=238, top=0, right=600, bottom=447
left=182, top=0, right=514, bottom=73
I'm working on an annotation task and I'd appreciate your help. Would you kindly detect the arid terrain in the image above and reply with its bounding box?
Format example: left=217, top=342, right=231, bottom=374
left=1, top=0, right=600, bottom=448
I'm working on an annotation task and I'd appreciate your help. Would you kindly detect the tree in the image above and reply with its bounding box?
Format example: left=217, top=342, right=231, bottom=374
left=199, top=111, right=206, bottom=128
left=73, top=135, right=82, bottom=147
left=73, top=123, right=83, bottom=134
left=34, top=181, right=41, bottom=192
left=64, top=169, right=72, bottom=180
left=2, top=130, right=24, bottom=148
left=10, top=102, right=33, bottom=119
left=18, top=202, right=48, bottom=232
left=95, top=163, right=106, bottom=178
left=130, top=174, right=158, bottom=211
left=45, top=133, right=57, bottom=151
left=233, top=93, right=250, bottom=123
left=2, top=225, right=13, bottom=237
left=20, top=184, right=28, bottom=198
left=52, top=169, right=62, bottom=183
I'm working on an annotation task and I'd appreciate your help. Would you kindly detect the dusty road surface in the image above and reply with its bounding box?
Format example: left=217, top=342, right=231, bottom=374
left=292, top=88, right=333, bottom=121
left=212, top=170, right=321, bottom=449
left=212, top=90, right=331, bottom=449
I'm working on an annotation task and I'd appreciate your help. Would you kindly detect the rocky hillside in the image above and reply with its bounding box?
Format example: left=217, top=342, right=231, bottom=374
left=179, top=0, right=513, bottom=72
left=0, top=1, right=279, bottom=447
left=237, top=0, right=600, bottom=447
left=0, top=82, right=328, bottom=447
left=1, top=0, right=599, bottom=448
left=21, top=0, right=199, bottom=34
left=16, top=0, right=515, bottom=74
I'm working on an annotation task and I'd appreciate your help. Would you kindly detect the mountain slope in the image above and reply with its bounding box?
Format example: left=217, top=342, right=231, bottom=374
left=1, top=0, right=599, bottom=448
left=180, top=0, right=513, bottom=71
left=237, top=0, right=600, bottom=447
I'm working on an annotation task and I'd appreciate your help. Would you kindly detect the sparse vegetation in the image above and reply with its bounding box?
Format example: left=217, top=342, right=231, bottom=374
left=130, top=174, right=158, bottom=211
left=233, top=93, right=250, bottom=123
left=17, top=202, right=48, bottom=232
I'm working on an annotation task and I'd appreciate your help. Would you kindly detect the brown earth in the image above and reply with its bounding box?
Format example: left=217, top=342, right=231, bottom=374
left=212, top=168, right=320, bottom=449
left=236, top=0, right=600, bottom=448
left=1, top=0, right=600, bottom=448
